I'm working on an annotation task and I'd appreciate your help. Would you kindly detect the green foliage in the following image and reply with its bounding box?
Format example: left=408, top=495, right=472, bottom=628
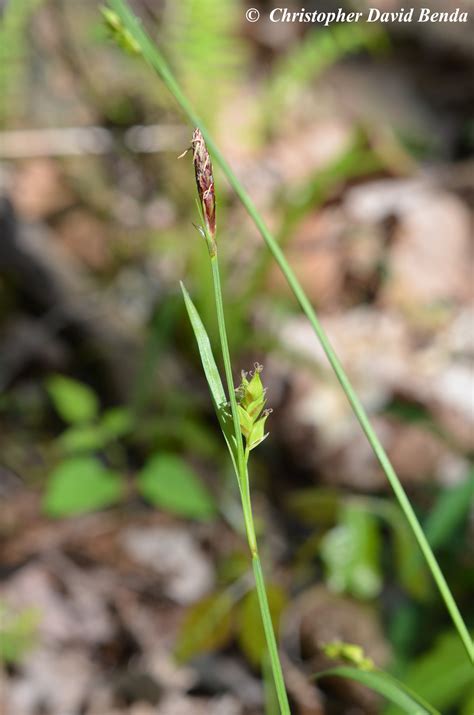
left=385, top=630, right=474, bottom=714
left=0, top=603, right=39, bottom=664
left=320, top=503, right=382, bottom=599
left=57, top=407, right=133, bottom=455
left=58, top=425, right=107, bottom=454
left=237, top=585, right=287, bottom=669
left=107, top=0, right=473, bottom=662
left=174, top=591, right=234, bottom=663
left=0, top=0, right=44, bottom=125
left=262, top=23, right=387, bottom=131
left=46, top=375, right=99, bottom=425
left=163, top=0, right=247, bottom=125
left=423, top=472, right=474, bottom=551
left=44, top=457, right=124, bottom=517
left=137, top=453, right=216, bottom=520
left=181, top=281, right=237, bottom=470
left=315, top=667, right=440, bottom=715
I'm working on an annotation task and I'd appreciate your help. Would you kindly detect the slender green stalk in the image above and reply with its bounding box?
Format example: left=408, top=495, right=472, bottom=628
left=253, top=551, right=290, bottom=715
left=109, top=0, right=474, bottom=665
left=210, top=253, right=290, bottom=714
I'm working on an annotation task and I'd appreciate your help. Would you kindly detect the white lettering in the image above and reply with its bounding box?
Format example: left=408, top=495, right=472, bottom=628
left=367, top=8, right=380, bottom=22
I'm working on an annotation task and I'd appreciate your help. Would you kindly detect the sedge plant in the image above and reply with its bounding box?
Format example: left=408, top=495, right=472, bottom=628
left=102, top=0, right=473, bottom=706
left=105, top=0, right=473, bottom=668
left=182, top=132, right=445, bottom=715
left=181, top=129, right=290, bottom=714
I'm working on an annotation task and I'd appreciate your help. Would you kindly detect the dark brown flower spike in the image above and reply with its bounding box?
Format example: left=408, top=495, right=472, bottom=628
left=191, top=128, right=216, bottom=242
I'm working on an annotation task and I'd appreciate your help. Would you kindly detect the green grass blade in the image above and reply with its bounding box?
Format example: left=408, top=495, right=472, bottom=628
left=107, top=0, right=474, bottom=665
left=315, top=667, right=441, bottom=715
left=180, top=281, right=236, bottom=471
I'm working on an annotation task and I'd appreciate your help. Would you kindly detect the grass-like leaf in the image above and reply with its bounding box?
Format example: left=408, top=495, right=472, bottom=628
left=181, top=281, right=237, bottom=472
left=315, top=667, right=441, bottom=715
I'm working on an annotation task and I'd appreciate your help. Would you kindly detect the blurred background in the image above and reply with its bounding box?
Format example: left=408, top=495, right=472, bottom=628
left=0, top=1, right=473, bottom=713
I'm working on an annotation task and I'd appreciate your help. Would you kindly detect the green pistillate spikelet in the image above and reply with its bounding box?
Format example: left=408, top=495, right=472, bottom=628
left=237, top=365, right=272, bottom=452
left=101, top=7, right=141, bottom=55
left=323, top=641, right=375, bottom=671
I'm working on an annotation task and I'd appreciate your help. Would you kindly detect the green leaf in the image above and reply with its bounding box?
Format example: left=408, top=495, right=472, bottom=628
left=138, top=453, right=216, bottom=520
left=238, top=585, right=287, bottom=668
left=44, top=457, right=124, bottom=517
left=315, top=667, right=440, bottom=715
left=424, top=472, right=474, bottom=550
left=99, top=407, right=134, bottom=439
left=180, top=282, right=236, bottom=470
left=58, top=425, right=107, bottom=454
left=320, top=503, right=382, bottom=599
left=385, top=630, right=474, bottom=714
left=174, top=592, right=234, bottom=663
left=46, top=375, right=99, bottom=424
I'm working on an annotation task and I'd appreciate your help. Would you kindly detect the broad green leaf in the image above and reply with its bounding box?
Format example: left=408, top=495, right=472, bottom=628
left=174, top=592, right=234, bottom=663
left=180, top=282, right=236, bottom=471
left=100, top=407, right=134, bottom=439
left=385, top=630, right=474, bottom=714
left=315, top=667, right=440, bottom=715
left=238, top=585, right=287, bottom=668
left=44, top=457, right=124, bottom=517
left=46, top=375, right=99, bottom=424
left=320, top=503, right=382, bottom=599
left=58, top=409, right=133, bottom=454
left=58, top=425, right=107, bottom=454
left=138, top=453, right=216, bottom=520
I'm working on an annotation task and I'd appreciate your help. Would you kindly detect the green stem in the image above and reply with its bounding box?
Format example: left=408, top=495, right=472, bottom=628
left=109, top=0, right=474, bottom=665
left=210, top=254, right=290, bottom=714
left=253, top=550, right=291, bottom=715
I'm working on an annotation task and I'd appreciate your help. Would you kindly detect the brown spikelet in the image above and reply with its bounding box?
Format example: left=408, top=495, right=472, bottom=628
left=191, top=128, right=216, bottom=239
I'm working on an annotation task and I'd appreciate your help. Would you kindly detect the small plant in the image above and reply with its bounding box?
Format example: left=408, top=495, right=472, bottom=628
left=103, top=0, right=473, bottom=708
left=180, top=128, right=290, bottom=713
left=44, top=374, right=216, bottom=520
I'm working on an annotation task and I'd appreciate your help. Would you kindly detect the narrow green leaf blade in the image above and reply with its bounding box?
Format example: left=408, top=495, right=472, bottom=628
left=315, top=667, right=440, bottom=715
left=180, top=282, right=237, bottom=470
left=181, top=281, right=226, bottom=408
